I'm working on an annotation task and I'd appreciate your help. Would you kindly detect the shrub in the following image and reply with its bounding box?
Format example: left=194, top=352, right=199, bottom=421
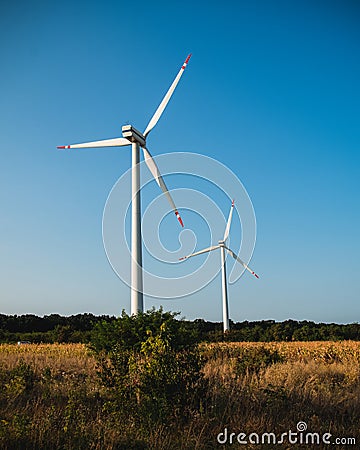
left=90, top=308, right=205, bottom=426
left=90, top=307, right=198, bottom=353
left=2, top=359, right=36, bottom=400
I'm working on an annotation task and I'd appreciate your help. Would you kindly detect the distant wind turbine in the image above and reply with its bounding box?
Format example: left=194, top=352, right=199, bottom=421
left=179, top=200, right=259, bottom=332
left=58, top=54, right=192, bottom=315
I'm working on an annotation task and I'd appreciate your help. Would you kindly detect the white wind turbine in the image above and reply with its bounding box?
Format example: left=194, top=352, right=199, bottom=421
left=179, top=200, right=259, bottom=332
left=57, top=54, right=192, bottom=315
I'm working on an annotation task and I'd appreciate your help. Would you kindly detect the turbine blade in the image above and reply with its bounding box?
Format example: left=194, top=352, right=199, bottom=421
left=57, top=137, right=130, bottom=149
left=179, top=245, right=220, bottom=261
left=143, top=54, right=192, bottom=137
left=142, top=146, right=184, bottom=227
left=223, top=199, right=235, bottom=242
left=225, top=246, right=259, bottom=279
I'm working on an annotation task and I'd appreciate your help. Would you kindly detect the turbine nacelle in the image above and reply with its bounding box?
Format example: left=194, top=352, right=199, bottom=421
left=122, top=125, right=146, bottom=148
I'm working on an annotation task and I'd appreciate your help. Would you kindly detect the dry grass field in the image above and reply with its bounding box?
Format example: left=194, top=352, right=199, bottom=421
left=0, top=341, right=359, bottom=449
left=0, top=343, right=96, bottom=375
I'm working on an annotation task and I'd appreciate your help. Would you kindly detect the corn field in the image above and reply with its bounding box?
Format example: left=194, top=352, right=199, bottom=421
left=0, top=341, right=359, bottom=449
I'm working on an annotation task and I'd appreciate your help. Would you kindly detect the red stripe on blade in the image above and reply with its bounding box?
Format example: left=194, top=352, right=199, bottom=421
left=175, top=211, right=184, bottom=227
left=182, top=54, right=192, bottom=69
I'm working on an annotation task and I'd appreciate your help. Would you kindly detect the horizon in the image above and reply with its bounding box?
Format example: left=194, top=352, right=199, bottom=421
left=1, top=310, right=358, bottom=327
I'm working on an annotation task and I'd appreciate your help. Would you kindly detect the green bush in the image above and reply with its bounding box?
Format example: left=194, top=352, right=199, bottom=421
left=1, top=360, right=36, bottom=401
left=90, top=307, right=198, bottom=353
left=90, top=308, right=205, bottom=426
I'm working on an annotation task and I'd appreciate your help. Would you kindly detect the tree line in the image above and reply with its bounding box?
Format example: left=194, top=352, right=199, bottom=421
left=0, top=312, right=359, bottom=343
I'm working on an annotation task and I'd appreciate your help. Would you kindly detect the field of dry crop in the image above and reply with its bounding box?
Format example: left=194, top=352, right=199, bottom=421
left=0, top=341, right=359, bottom=449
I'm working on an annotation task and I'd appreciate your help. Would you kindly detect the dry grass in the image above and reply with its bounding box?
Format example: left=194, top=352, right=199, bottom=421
left=202, top=340, right=360, bottom=361
left=0, top=343, right=96, bottom=377
left=0, top=341, right=359, bottom=449
left=201, top=341, right=360, bottom=449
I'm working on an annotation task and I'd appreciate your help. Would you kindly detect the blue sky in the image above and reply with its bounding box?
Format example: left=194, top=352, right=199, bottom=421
left=1, top=0, right=359, bottom=323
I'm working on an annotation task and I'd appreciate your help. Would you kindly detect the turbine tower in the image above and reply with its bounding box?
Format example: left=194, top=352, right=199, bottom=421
left=179, top=200, right=259, bottom=332
left=58, top=54, right=192, bottom=315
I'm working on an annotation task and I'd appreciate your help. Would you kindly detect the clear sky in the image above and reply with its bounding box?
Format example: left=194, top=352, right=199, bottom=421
left=1, top=0, right=359, bottom=323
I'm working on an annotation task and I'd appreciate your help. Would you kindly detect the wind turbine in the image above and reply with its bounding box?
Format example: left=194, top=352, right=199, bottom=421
left=57, top=54, right=192, bottom=315
left=179, top=200, right=259, bottom=332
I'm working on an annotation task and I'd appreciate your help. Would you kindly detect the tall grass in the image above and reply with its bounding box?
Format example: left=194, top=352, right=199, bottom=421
left=202, top=342, right=360, bottom=449
left=0, top=342, right=359, bottom=449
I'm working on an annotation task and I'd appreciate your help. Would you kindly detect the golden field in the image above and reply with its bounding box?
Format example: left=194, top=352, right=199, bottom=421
left=0, top=343, right=96, bottom=375
left=0, top=341, right=359, bottom=449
